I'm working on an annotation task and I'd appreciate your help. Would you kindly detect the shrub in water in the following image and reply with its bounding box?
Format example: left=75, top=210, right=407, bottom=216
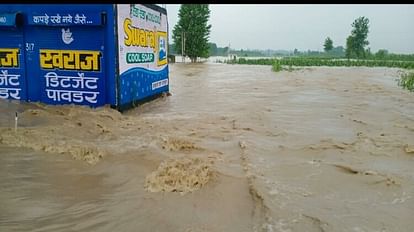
left=272, top=60, right=282, bottom=72
left=398, top=72, right=414, bottom=92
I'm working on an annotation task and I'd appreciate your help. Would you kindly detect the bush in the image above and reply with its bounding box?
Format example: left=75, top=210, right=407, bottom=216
left=398, top=72, right=414, bottom=91
left=272, top=60, right=282, bottom=72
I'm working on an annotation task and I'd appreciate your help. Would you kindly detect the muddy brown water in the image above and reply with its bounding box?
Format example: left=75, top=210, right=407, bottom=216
left=1, top=64, right=413, bottom=231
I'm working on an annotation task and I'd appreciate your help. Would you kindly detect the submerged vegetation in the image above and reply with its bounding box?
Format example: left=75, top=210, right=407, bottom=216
left=229, top=57, right=414, bottom=91
left=226, top=57, right=414, bottom=70
left=271, top=60, right=298, bottom=72
left=398, top=72, right=414, bottom=92
left=271, top=60, right=282, bottom=72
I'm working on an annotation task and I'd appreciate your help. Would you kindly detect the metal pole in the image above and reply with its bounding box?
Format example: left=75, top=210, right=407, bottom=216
left=14, top=112, right=18, bottom=133
left=183, top=32, right=186, bottom=63
left=181, top=31, right=184, bottom=62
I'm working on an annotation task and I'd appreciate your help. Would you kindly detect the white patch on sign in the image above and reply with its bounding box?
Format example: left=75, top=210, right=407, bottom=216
left=61, top=28, right=74, bottom=45
left=152, top=78, right=168, bottom=90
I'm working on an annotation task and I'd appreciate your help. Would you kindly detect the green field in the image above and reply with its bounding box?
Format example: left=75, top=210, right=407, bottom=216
left=226, top=57, right=414, bottom=70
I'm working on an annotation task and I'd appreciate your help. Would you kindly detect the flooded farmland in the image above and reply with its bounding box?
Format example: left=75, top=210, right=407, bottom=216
left=1, top=63, right=413, bottom=232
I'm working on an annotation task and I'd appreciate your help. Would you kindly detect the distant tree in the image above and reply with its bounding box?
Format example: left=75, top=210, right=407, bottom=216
left=375, top=49, right=389, bottom=59
left=365, top=47, right=372, bottom=59
left=294, top=48, right=299, bottom=55
left=208, top=42, right=218, bottom=56
left=331, top=46, right=345, bottom=57
left=346, top=16, right=370, bottom=59
left=172, top=4, right=212, bottom=62
left=223, top=46, right=229, bottom=55
left=324, top=37, right=333, bottom=52
left=168, top=44, right=176, bottom=55
left=215, top=46, right=228, bottom=56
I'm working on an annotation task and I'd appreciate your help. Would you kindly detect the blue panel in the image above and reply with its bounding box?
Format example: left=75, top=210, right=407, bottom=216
left=0, top=12, right=19, bottom=27
left=25, top=24, right=106, bottom=107
left=104, top=5, right=117, bottom=106
left=119, top=66, right=169, bottom=105
left=0, top=4, right=141, bottom=108
left=0, top=27, right=27, bottom=101
left=27, top=11, right=103, bottom=26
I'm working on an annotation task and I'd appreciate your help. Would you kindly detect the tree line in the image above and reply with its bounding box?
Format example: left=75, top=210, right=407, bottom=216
left=171, top=5, right=413, bottom=62
left=323, top=16, right=414, bottom=61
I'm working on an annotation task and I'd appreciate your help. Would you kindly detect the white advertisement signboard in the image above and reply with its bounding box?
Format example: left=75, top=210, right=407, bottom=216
left=117, top=4, right=168, bottom=74
left=116, top=4, right=168, bottom=105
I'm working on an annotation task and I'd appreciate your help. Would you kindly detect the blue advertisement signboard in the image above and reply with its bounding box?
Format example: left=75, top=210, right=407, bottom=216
left=0, top=4, right=168, bottom=110
left=0, top=24, right=27, bottom=101
left=25, top=26, right=106, bottom=106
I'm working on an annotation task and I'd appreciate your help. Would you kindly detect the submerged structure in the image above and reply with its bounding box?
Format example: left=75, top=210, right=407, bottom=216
left=0, top=4, right=169, bottom=111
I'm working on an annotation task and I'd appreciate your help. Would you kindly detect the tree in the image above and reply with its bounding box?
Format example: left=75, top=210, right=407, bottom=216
left=345, top=36, right=354, bottom=60
left=172, top=4, right=211, bottom=63
left=345, top=16, right=370, bottom=59
left=324, top=37, right=333, bottom=52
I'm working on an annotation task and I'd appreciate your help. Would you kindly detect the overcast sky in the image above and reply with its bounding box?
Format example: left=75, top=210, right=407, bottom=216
left=165, top=4, right=414, bottom=54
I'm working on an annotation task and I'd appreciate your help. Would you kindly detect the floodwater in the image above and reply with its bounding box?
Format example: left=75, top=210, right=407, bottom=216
left=1, top=64, right=413, bottom=232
